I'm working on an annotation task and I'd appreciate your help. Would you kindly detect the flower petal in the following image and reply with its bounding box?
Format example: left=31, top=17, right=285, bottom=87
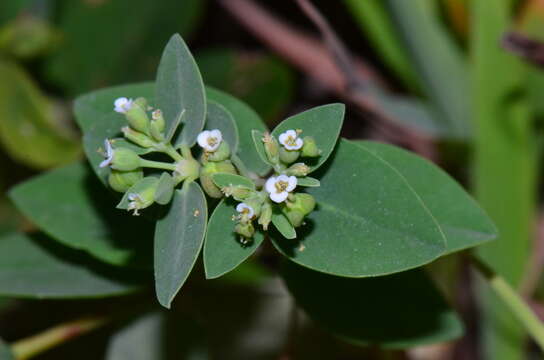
left=293, top=138, right=304, bottom=150
left=265, top=176, right=277, bottom=193
left=197, top=130, right=211, bottom=149
left=270, top=191, right=288, bottom=203
left=286, top=176, right=297, bottom=192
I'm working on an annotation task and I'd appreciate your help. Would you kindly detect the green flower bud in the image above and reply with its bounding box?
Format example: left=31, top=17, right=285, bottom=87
left=258, top=202, right=272, bottom=230
left=122, top=127, right=154, bottom=148
left=134, top=97, right=148, bottom=109
left=285, top=162, right=310, bottom=177
left=283, top=193, right=316, bottom=227
left=263, top=133, right=280, bottom=164
left=199, top=160, right=237, bottom=198
left=235, top=222, right=255, bottom=239
left=279, top=147, right=300, bottom=164
left=126, top=102, right=150, bottom=134
left=206, top=141, right=231, bottom=162
left=111, top=147, right=142, bottom=171
left=150, top=110, right=165, bottom=141
left=301, top=136, right=321, bottom=158
left=127, top=177, right=159, bottom=215
left=175, top=158, right=201, bottom=183
left=108, top=169, right=143, bottom=193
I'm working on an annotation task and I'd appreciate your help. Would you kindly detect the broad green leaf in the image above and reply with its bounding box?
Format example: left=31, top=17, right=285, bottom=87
left=211, top=173, right=255, bottom=190
left=156, top=34, right=205, bottom=147
left=0, top=337, right=13, bottom=360
left=251, top=130, right=272, bottom=167
left=297, top=177, right=320, bottom=187
left=0, top=60, right=79, bottom=169
left=272, top=104, right=345, bottom=173
left=204, top=199, right=264, bottom=279
left=206, top=87, right=270, bottom=176
left=0, top=232, right=143, bottom=298
left=117, top=177, right=159, bottom=210
left=154, top=173, right=175, bottom=205
left=75, top=82, right=155, bottom=184
left=386, top=0, right=471, bottom=138
left=154, top=182, right=207, bottom=308
left=353, top=141, right=497, bottom=253
left=282, top=261, right=463, bottom=348
left=205, top=101, right=239, bottom=153
left=271, top=212, right=296, bottom=240
left=44, top=0, right=203, bottom=94
left=271, top=139, right=446, bottom=277
left=9, top=162, right=153, bottom=267
left=197, top=49, right=295, bottom=121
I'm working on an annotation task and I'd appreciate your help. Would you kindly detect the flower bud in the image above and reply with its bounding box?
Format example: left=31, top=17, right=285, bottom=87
left=206, top=141, right=230, bottom=162
left=111, top=147, right=142, bottom=171
left=122, top=127, right=154, bottom=148
left=134, top=97, right=148, bottom=109
left=283, top=209, right=305, bottom=227
left=175, top=158, right=201, bottom=183
left=283, top=193, right=316, bottom=227
left=301, top=136, right=320, bottom=158
left=150, top=110, right=165, bottom=141
left=108, top=169, right=143, bottom=193
left=285, top=163, right=310, bottom=177
left=263, top=133, right=279, bottom=164
left=235, top=222, right=255, bottom=239
left=279, top=147, right=300, bottom=164
left=199, top=160, right=237, bottom=198
left=125, top=102, right=150, bottom=134
left=258, top=202, right=272, bottom=230
left=127, top=177, right=159, bottom=215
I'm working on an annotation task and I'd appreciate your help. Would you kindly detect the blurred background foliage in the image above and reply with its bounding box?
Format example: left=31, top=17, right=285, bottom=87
left=2, top=0, right=544, bottom=359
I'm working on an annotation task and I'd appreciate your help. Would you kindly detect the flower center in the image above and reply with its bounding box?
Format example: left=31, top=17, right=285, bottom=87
left=207, top=137, right=218, bottom=147
left=285, top=136, right=297, bottom=147
left=275, top=180, right=288, bottom=193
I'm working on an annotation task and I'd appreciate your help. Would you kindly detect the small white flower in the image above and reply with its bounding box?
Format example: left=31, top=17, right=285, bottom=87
left=127, top=193, right=142, bottom=216
left=265, top=175, right=297, bottom=203
left=114, top=97, right=134, bottom=114
left=99, top=139, right=114, bottom=168
left=278, top=129, right=303, bottom=150
left=236, top=202, right=255, bottom=219
left=197, top=129, right=222, bottom=152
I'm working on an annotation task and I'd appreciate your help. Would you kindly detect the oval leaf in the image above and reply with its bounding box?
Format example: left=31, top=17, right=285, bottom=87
left=272, top=211, right=296, bottom=240
left=154, top=173, right=175, bottom=205
left=117, top=177, right=159, bottom=210
left=272, top=103, right=345, bottom=173
left=204, top=199, right=264, bottom=279
left=154, top=182, right=207, bottom=308
left=271, top=139, right=446, bottom=277
left=297, top=177, right=320, bottom=187
left=9, top=162, right=153, bottom=267
left=206, top=87, right=271, bottom=176
left=251, top=130, right=273, bottom=167
left=205, top=100, right=239, bottom=153
left=353, top=141, right=498, bottom=253
left=211, top=173, right=255, bottom=190
left=0, top=232, right=143, bottom=299
left=156, top=34, right=205, bottom=147
left=281, top=261, right=463, bottom=348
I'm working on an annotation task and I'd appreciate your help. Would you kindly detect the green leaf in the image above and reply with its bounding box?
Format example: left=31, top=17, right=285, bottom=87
left=297, top=177, right=320, bottom=187
left=206, top=87, right=270, bottom=176
left=272, top=104, right=345, bottom=173
left=156, top=34, right=206, bottom=147
left=271, top=139, right=446, bottom=277
left=251, top=130, right=272, bottom=167
left=9, top=162, right=153, bottom=267
left=154, top=173, right=175, bottom=205
left=0, top=60, right=80, bottom=169
left=353, top=141, right=497, bottom=253
left=154, top=182, right=207, bottom=308
left=271, top=211, right=296, bottom=240
left=0, top=337, right=13, bottom=360
left=205, top=100, right=239, bottom=153
left=0, top=232, right=143, bottom=299
left=204, top=199, right=265, bottom=279
left=211, top=173, right=255, bottom=190
left=281, top=261, right=463, bottom=348
left=386, top=0, right=471, bottom=138
left=74, top=82, right=155, bottom=184
left=117, top=177, right=159, bottom=210
left=44, top=0, right=203, bottom=94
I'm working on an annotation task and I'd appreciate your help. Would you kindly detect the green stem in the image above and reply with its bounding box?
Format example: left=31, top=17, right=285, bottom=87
left=180, top=144, right=193, bottom=160
left=10, top=317, right=107, bottom=360
left=471, top=254, right=544, bottom=352
left=139, top=159, right=176, bottom=171
left=231, top=154, right=252, bottom=179
left=156, top=144, right=183, bottom=162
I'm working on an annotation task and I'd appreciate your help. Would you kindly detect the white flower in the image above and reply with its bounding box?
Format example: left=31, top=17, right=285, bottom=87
left=127, top=193, right=142, bottom=216
left=99, top=139, right=114, bottom=168
left=278, top=129, right=303, bottom=150
left=114, top=97, right=134, bottom=114
left=265, top=175, right=297, bottom=203
left=197, top=129, right=222, bottom=152
left=236, top=203, right=255, bottom=219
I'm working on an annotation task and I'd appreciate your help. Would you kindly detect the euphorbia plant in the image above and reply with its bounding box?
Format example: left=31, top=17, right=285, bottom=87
left=2, top=33, right=543, bottom=358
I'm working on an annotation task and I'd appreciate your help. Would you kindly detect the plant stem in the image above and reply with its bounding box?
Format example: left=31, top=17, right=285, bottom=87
left=11, top=316, right=108, bottom=360
left=231, top=154, right=252, bottom=179
left=471, top=254, right=544, bottom=352
left=156, top=144, right=183, bottom=162
left=139, top=159, right=176, bottom=171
